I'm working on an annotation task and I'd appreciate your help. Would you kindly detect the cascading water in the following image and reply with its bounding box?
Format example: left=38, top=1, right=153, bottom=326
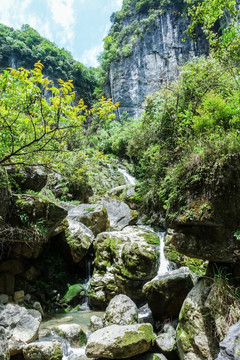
left=139, top=225, right=171, bottom=275
left=118, top=167, right=137, bottom=185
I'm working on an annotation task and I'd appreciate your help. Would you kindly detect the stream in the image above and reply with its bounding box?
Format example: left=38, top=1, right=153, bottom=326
left=39, top=167, right=171, bottom=359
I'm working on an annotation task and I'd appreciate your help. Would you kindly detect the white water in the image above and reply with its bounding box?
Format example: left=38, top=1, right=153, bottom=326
left=118, top=167, right=137, bottom=185
left=139, top=225, right=171, bottom=275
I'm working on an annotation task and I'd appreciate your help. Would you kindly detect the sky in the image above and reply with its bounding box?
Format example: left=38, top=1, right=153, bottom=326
left=0, top=0, right=123, bottom=67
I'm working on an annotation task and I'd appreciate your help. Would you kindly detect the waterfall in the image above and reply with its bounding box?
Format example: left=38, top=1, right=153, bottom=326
left=156, top=231, right=171, bottom=275
left=139, top=225, right=171, bottom=275
left=118, top=167, right=137, bottom=185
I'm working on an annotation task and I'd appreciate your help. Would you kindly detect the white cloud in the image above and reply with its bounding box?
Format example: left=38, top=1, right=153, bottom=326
left=47, top=0, right=76, bottom=44
left=79, top=43, right=103, bottom=67
left=0, top=0, right=32, bottom=28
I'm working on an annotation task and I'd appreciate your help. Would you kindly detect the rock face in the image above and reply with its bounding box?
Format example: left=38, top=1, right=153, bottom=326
left=0, top=304, right=41, bottom=356
left=167, top=154, right=240, bottom=263
left=107, top=9, right=208, bottom=119
left=103, top=294, right=138, bottom=326
left=85, top=323, right=154, bottom=359
left=216, top=320, right=240, bottom=360
left=142, top=267, right=194, bottom=320
left=156, top=321, right=177, bottom=359
left=88, top=226, right=160, bottom=308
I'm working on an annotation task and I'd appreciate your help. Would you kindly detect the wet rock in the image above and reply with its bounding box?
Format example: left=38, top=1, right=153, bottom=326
left=216, top=319, right=240, bottom=360
left=0, top=326, right=9, bottom=360
left=99, top=198, right=138, bottom=231
left=54, top=324, right=87, bottom=347
left=6, top=166, right=47, bottom=192
left=138, top=304, right=154, bottom=325
left=66, top=218, right=94, bottom=263
left=68, top=204, right=109, bottom=236
left=85, top=323, right=154, bottom=359
left=103, top=294, right=138, bottom=326
left=0, top=303, right=41, bottom=355
left=23, top=340, right=62, bottom=360
left=88, top=226, right=160, bottom=308
left=90, top=315, right=103, bottom=332
left=143, top=267, right=194, bottom=320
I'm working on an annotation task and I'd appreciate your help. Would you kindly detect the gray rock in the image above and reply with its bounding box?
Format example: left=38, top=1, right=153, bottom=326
left=142, top=267, right=194, bottom=320
left=107, top=10, right=208, bottom=119
left=0, top=304, right=41, bottom=355
left=88, top=226, right=160, bottom=308
left=54, top=323, right=87, bottom=347
left=85, top=323, right=154, bottom=359
left=23, top=340, right=62, bottom=360
left=66, top=218, right=94, bottom=263
left=90, top=315, right=103, bottom=332
left=130, top=354, right=167, bottom=360
left=156, top=322, right=177, bottom=357
left=99, top=198, right=138, bottom=231
left=6, top=166, right=47, bottom=192
left=0, top=327, right=9, bottom=360
left=0, top=294, right=8, bottom=304
left=68, top=204, right=109, bottom=236
left=103, top=294, right=138, bottom=326
left=176, top=278, right=219, bottom=360
left=216, top=320, right=240, bottom=360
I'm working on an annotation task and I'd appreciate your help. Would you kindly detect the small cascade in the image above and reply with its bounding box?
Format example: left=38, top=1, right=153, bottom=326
left=139, top=225, right=171, bottom=275
left=118, top=167, right=137, bottom=185
left=157, top=231, right=171, bottom=275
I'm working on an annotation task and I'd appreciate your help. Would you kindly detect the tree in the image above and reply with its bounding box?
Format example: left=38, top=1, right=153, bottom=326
left=0, top=61, right=118, bottom=169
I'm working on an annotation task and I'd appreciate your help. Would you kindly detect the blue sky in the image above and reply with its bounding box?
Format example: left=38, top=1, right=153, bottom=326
left=0, top=0, right=123, bottom=67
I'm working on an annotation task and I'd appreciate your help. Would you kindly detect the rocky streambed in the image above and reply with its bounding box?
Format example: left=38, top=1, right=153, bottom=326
left=0, top=164, right=240, bottom=360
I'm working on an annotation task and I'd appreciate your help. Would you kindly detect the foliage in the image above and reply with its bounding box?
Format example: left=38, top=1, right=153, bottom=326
left=0, top=62, right=118, bottom=172
left=0, top=23, right=97, bottom=105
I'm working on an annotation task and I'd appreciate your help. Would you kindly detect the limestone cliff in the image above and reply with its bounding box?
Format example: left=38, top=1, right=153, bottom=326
left=106, top=5, right=209, bottom=118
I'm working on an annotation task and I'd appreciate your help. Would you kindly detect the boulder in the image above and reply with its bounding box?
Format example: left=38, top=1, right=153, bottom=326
left=109, top=185, right=138, bottom=210
left=6, top=166, right=47, bottom=192
left=176, top=278, right=220, bottom=360
left=156, top=321, right=177, bottom=359
left=142, top=267, right=194, bottom=320
left=14, top=290, right=24, bottom=303
left=0, top=327, right=9, bottom=360
left=0, top=304, right=41, bottom=355
left=23, top=340, right=62, bottom=360
left=0, top=294, right=8, bottom=304
left=90, top=315, right=103, bottom=332
left=68, top=204, right=109, bottom=236
left=103, top=294, right=138, bottom=326
left=216, top=320, right=240, bottom=360
left=54, top=324, right=87, bottom=347
left=12, top=194, right=67, bottom=240
left=88, top=226, right=160, bottom=308
left=85, top=323, right=154, bottom=359
left=65, top=218, right=94, bottom=263
left=99, top=198, right=138, bottom=230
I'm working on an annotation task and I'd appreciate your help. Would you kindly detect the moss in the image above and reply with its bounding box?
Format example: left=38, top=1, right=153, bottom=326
left=78, top=329, right=87, bottom=346
left=140, top=232, right=160, bottom=245
left=50, top=346, right=62, bottom=360
left=130, top=210, right=139, bottom=219
left=138, top=324, right=155, bottom=343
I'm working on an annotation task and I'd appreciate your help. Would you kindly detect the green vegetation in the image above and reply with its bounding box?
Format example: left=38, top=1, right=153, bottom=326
left=0, top=24, right=96, bottom=105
